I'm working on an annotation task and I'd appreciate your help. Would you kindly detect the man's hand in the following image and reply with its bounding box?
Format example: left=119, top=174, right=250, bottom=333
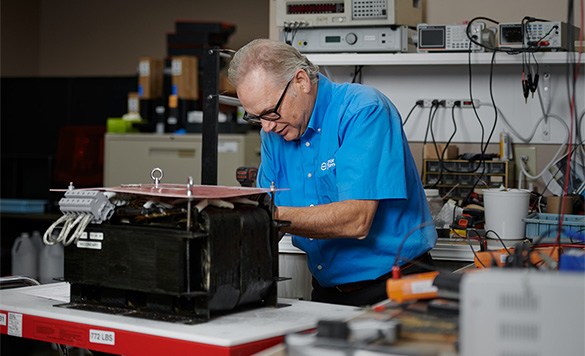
left=276, top=200, right=379, bottom=239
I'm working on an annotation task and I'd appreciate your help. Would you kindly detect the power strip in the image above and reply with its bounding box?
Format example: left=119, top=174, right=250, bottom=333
left=419, top=99, right=480, bottom=108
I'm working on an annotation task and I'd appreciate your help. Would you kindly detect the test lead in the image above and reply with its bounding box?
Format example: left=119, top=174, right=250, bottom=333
left=522, top=73, right=530, bottom=103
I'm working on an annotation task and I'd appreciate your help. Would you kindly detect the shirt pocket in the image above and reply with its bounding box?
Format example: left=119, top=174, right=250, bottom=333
left=315, top=164, right=338, bottom=203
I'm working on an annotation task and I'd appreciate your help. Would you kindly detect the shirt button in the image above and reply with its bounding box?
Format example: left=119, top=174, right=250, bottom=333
left=308, top=173, right=312, bottom=178
left=318, top=128, right=321, bottom=132
left=310, top=204, right=314, bottom=207
left=305, top=142, right=310, bottom=147
left=310, top=238, right=314, bottom=241
left=317, top=265, right=323, bottom=270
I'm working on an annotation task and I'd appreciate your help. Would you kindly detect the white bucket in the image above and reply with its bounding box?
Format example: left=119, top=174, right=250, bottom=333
left=483, top=188, right=531, bottom=240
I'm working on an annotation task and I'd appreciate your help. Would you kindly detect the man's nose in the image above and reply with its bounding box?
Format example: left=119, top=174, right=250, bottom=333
left=262, top=120, right=276, bottom=133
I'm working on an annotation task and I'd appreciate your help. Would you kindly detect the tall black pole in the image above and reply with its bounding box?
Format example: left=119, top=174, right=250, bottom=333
left=202, top=47, right=219, bottom=185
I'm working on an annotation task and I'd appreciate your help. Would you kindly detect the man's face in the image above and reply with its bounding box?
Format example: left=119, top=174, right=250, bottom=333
left=237, top=70, right=311, bottom=141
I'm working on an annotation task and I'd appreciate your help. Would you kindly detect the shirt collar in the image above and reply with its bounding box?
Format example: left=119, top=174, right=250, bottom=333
left=303, top=73, right=333, bottom=137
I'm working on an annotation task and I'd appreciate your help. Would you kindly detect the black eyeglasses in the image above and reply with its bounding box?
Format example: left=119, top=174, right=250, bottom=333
left=242, top=78, right=293, bottom=125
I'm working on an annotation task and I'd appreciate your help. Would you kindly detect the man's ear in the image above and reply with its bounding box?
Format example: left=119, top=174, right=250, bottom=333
left=294, top=69, right=312, bottom=94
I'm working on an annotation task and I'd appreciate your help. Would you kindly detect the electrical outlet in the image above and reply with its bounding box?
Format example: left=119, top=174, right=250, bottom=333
left=514, top=146, right=537, bottom=182
left=421, top=99, right=435, bottom=108
left=444, top=99, right=456, bottom=108
left=418, top=99, right=480, bottom=108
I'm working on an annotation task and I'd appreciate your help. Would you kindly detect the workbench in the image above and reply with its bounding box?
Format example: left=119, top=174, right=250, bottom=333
left=0, top=283, right=363, bottom=356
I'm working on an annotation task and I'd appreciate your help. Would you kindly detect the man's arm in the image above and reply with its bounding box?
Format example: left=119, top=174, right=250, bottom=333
left=276, top=199, right=379, bottom=240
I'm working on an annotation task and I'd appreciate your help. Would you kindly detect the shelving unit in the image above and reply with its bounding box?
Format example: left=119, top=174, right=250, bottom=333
left=306, top=51, right=585, bottom=66
left=422, top=159, right=513, bottom=200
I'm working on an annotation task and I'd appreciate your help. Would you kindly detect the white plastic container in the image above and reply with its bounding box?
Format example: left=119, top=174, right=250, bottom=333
left=11, top=232, right=39, bottom=279
left=278, top=234, right=312, bottom=300
left=39, top=241, right=64, bottom=284
left=483, top=188, right=531, bottom=240
left=424, top=189, right=444, bottom=227
left=31, top=230, right=44, bottom=255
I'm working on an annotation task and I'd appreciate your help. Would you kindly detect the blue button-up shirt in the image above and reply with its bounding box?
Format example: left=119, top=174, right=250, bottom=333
left=258, top=74, right=437, bottom=287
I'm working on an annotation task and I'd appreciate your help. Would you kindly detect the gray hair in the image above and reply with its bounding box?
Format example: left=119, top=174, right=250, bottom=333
left=228, top=39, right=320, bottom=88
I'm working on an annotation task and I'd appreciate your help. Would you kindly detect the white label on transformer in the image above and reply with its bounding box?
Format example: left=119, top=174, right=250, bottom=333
left=410, top=280, right=438, bottom=294
left=0, top=313, right=6, bottom=326
left=89, top=329, right=115, bottom=345
left=7, top=313, right=22, bottom=337
left=79, top=232, right=88, bottom=239
left=77, top=241, right=102, bottom=250
left=89, top=232, right=104, bottom=241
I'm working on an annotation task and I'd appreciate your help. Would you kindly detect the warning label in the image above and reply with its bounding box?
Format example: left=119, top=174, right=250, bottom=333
left=7, top=313, right=22, bottom=337
left=33, top=320, right=85, bottom=346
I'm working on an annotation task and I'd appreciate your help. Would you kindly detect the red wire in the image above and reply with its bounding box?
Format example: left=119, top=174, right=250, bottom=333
left=535, top=244, right=584, bottom=249
left=556, top=0, right=584, bottom=249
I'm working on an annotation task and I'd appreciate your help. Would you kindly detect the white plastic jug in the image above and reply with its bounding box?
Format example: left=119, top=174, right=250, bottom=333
left=11, top=232, right=39, bottom=279
left=39, top=241, right=64, bottom=284
left=31, top=230, right=44, bottom=255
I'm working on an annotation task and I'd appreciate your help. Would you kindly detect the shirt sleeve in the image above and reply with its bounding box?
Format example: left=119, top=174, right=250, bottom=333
left=257, top=131, right=274, bottom=190
left=334, top=95, right=408, bottom=201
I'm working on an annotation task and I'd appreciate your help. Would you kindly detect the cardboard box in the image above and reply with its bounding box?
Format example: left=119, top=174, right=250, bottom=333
left=171, top=56, right=199, bottom=100
left=424, top=144, right=459, bottom=160
left=138, top=58, right=163, bottom=99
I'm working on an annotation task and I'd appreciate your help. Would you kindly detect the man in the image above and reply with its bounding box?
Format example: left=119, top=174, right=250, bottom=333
left=228, top=39, right=437, bottom=307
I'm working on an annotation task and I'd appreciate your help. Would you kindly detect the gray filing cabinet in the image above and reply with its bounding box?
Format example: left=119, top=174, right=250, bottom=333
left=104, top=132, right=261, bottom=187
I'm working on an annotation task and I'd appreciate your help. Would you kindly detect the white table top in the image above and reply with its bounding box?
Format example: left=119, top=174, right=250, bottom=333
left=0, top=282, right=363, bottom=347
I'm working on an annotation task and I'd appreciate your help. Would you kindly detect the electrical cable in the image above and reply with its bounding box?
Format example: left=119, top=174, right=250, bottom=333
left=402, top=101, right=422, bottom=127
left=429, top=101, right=445, bottom=171
left=57, top=215, right=83, bottom=244
left=485, top=229, right=512, bottom=255
left=393, top=221, right=435, bottom=269
left=351, top=65, right=363, bottom=83
left=481, top=101, right=575, bottom=193
left=550, top=0, right=584, bottom=255
left=462, top=48, right=499, bottom=204
left=282, top=22, right=304, bottom=45
left=430, top=103, right=460, bottom=189
left=43, top=213, right=94, bottom=247
left=421, top=102, right=440, bottom=181
left=43, top=215, right=70, bottom=245
left=520, top=137, right=584, bottom=191
left=462, top=229, right=487, bottom=268
left=394, top=255, right=439, bottom=273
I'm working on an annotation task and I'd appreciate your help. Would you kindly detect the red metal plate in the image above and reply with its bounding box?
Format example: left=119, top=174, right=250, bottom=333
left=52, top=184, right=286, bottom=199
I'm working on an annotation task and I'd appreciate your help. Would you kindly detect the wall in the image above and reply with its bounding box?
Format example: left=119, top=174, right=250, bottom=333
left=423, top=0, right=580, bottom=24
left=2, top=0, right=579, bottom=75
left=267, top=0, right=584, bottom=193
left=269, top=0, right=582, bottom=39
left=2, top=0, right=583, bottom=194
left=1, top=0, right=42, bottom=77
left=1, top=0, right=270, bottom=77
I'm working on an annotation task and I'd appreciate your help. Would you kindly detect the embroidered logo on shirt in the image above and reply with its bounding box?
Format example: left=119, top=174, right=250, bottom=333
left=320, top=159, right=336, bottom=171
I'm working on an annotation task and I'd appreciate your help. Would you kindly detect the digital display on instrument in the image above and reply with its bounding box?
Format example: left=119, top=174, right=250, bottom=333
left=500, top=24, right=524, bottom=44
left=419, top=26, right=445, bottom=48
left=325, top=36, right=341, bottom=43
left=287, top=2, right=345, bottom=14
